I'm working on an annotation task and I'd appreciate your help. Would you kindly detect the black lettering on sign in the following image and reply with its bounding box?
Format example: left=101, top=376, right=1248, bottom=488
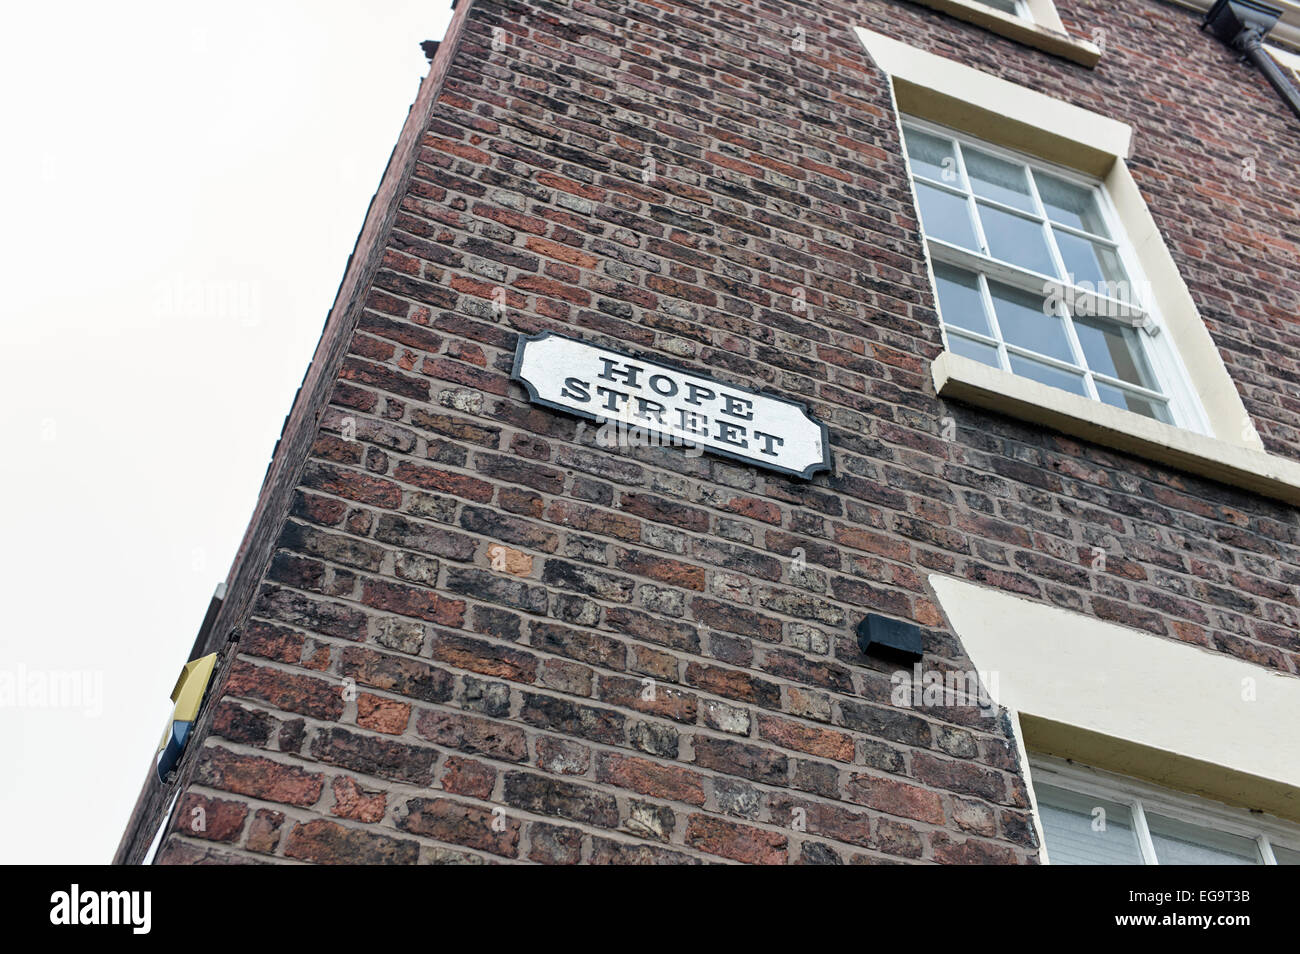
left=721, top=393, right=754, bottom=421
left=715, top=420, right=748, bottom=447
left=561, top=377, right=591, bottom=402
left=511, top=332, right=832, bottom=480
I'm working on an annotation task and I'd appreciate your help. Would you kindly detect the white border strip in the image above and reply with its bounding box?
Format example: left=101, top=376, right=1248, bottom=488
left=929, top=574, right=1300, bottom=791
left=854, top=26, right=1129, bottom=157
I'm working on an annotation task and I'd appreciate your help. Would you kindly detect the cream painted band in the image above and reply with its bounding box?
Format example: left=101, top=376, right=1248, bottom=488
left=905, top=0, right=1101, bottom=67
left=929, top=574, right=1300, bottom=822
left=932, top=351, right=1300, bottom=504
left=854, top=26, right=1125, bottom=172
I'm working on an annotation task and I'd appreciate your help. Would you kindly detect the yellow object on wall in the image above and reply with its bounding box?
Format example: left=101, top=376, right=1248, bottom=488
left=155, top=653, right=218, bottom=782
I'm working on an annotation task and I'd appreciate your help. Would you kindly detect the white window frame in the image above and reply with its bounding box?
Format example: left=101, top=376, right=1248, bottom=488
left=1031, top=755, right=1300, bottom=865
left=858, top=26, right=1300, bottom=506
left=973, top=0, right=1031, bottom=20
left=928, top=574, right=1300, bottom=827
left=901, top=116, right=1210, bottom=435
left=899, top=0, right=1101, bottom=68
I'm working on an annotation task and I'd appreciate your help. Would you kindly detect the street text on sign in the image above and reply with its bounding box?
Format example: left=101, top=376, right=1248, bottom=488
left=511, top=332, right=832, bottom=478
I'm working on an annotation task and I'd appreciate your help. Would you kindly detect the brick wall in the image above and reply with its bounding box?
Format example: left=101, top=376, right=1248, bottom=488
left=142, top=0, right=1300, bottom=865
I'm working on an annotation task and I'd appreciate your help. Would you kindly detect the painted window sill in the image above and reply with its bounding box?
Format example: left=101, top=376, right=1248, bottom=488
left=931, top=351, right=1300, bottom=505
left=908, top=0, right=1101, bottom=68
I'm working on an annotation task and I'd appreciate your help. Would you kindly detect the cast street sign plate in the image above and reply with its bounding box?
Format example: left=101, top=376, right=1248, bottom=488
left=511, top=332, right=832, bottom=479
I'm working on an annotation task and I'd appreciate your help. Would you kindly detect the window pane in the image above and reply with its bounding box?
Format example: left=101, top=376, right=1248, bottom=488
left=979, top=203, right=1057, bottom=276
left=989, top=281, right=1072, bottom=362
left=904, top=127, right=961, bottom=186
left=1273, top=844, right=1300, bottom=865
left=1055, top=229, right=1130, bottom=293
left=973, top=0, right=1020, bottom=13
left=1094, top=381, right=1172, bottom=423
left=1146, top=813, right=1262, bottom=865
left=1036, top=171, right=1110, bottom=237
left=1035, top=784, right=1144, bottom=865
left=934, top=263, right=992, bottom=336
left=1009, top=353, right=1088, bottom=395
left=964, top=147, right=1036, bottom=213
left=915, top=182, right=979, bottom=251
left=947, top=331, right=1001, bottom=367
left=1073, top=317, right=1157, bottom=388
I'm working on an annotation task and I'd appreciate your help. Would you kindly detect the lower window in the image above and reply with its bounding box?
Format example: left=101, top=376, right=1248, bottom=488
left=1031, top=757, right=1300, bottom=865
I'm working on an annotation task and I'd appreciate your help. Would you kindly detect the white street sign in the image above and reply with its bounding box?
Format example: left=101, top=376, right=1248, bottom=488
left=511, top=332, right=832, bottom=479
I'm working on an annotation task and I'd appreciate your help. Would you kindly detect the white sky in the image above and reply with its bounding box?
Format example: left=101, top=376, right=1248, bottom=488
left=0, top=1, right=453, bottom=864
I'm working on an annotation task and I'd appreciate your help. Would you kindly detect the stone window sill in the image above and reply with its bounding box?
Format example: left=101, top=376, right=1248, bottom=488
left=932, top=351, right=1300, bottom=506
left=908, top=0, right=1101, bottom=67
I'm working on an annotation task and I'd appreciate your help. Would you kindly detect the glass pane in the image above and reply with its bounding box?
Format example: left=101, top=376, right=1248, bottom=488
left=947, top=331, right=1001, bottom=367
left=904, top=127, right=962, bottom=186
left=964, top=147, right=1036, bottom=213
left=979, top=203, right=1057, bottom=276
left=1095, top=382, right=1171, bottom=423
left=1073, top=317, right=1157, bottom=388
left=973, top=0, right=1020, bottom=13
left=1035, top=784, right=1145, bottom=865
left=934, top=263, right=992, bottom=336
left=1009, top=353, right=1088, bottom=396
left=1036, top=171, right=1110, bottom=237
left=1147, top=813, right=1262, bottom=865
left=1273, top=844, right=1300, bottom=865
left=915, top=182, right=979, bottom=251
left=989, top=281, right=1072, bottom=362
left=1055, top=229, right=1130, bottom=294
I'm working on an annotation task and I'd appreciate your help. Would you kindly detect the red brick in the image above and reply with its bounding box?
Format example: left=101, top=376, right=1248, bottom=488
left=330, top=775, right=387, bottom=823
left=684, top=815, right=787, bottom=865
left=356, top=693, right=411, bottom=734
left=195, top=747, right=324, bottom=807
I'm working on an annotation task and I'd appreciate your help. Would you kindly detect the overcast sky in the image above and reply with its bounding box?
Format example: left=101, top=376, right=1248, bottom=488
left=0, top=1, right=453, bottom=864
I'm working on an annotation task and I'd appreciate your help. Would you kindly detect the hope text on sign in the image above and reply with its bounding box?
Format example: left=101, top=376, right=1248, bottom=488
left=511, top=332, right=832, bottom=478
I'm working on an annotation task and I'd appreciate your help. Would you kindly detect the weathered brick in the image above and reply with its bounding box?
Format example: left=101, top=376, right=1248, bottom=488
left=589, top=837, right=701, bottom=865
left=527, top=822, right=585, bottom=865
left=175, top=793, right=248, bottom=843
left=684, top=814, right=787, bottom=865
left=844, top=774, right=945, bottom=825
left=441, top=756, right=497, bottom=800
left=756, top=713, right=855, bottom=762
left=361, top=578, right=465, bottom=626
left=339, top=645, right=454, bottom=703
left=195, top=747, right=324, bottom=807
left=356, top=692, right=411, bottom=734
left=430, top=631, right=538, bottom=682
left=415, top=709, right=529, bottom=762
left=693, top=737, right=788, bottom=785
left=597, top=752, right=707, bottom=806
left=245, top=809, right=285, bottom=854
left=225, top=659, right=344, bottom=721
left=330, top=775, right=387, bottom=823
left=519, top=692, right=626, bottom=745
left=310, top=727, right=437, bottom=785
left=397, top=796, right=520, bottom=858
left=502, top=771, right=620, bottom=828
